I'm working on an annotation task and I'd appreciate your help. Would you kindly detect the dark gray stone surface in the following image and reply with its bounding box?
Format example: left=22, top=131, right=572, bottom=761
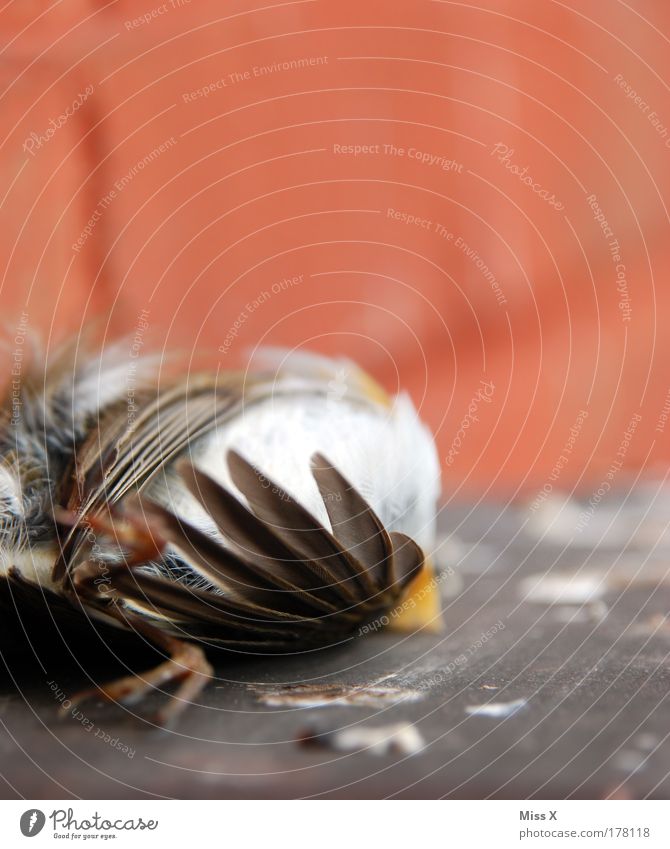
left=2, top=488, right=669, bottom=798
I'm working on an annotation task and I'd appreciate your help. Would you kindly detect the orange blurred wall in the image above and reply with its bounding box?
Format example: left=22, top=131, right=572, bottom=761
left=2, top=0, right=670, bottom=498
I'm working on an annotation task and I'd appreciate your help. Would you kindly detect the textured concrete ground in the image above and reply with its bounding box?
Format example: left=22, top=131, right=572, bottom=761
left=2, top=486, right=670, bottom=799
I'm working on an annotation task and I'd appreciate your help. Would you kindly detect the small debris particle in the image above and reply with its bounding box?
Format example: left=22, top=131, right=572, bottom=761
left=297, top=721, right=425, bottom=756
left=250, top=682, right=422, bottom=708
left=613, top=749, right=648, bottom=774
left=629, top=613, right=670, bottom=637
left=635, top=733, right=658, bottom=751
left=465, top=698, right=527, bottom=718
left=520, top=573, right=605, bottom=604
left=603, top=786, right=633, bottom=800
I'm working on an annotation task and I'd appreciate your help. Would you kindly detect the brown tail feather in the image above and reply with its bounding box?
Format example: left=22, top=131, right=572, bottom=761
left=63, top=452, right=428, bottom=723
left=310, top=452, right=393, bottom=588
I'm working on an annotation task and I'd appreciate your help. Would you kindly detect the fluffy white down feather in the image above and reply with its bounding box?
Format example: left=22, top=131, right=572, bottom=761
left=3, top=347, right=441, bottom=591
left=151, top=388, right=441, bottom=555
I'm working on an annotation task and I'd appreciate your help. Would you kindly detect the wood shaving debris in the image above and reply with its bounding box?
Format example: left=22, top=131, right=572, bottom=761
left=250, top=682, right=423, bottom=708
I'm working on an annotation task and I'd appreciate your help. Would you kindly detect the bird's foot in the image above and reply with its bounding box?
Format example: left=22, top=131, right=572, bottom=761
left=61, top=637, right=213, bottom=727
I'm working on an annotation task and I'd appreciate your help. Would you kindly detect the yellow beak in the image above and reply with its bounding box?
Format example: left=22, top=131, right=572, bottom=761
left=387, top=556, right=445, bottom=634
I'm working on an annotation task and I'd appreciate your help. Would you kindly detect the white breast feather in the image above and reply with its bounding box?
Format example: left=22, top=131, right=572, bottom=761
left=153, top=390, right=441, bottom=553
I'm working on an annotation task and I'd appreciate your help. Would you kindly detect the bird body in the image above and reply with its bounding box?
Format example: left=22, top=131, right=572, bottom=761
left=0, top=343, right=442, bottom=723
left=148, top=351, right=440, bottom=561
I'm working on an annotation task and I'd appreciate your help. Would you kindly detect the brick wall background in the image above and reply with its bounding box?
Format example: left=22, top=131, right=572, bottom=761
left=2, top=0, right=669, bottom=496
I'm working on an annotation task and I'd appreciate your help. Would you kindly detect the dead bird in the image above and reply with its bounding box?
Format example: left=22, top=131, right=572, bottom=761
left=0, top=342, right=442, bottom=724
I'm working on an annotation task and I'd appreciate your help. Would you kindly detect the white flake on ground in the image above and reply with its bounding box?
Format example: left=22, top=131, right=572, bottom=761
left=613, top=749, right=648, bottom=773
left=525, top=494, right=636, bottom=547
left=635, top=733, right=659, bottom=751
left=520, top=572, right=605, bottom=604
left=465, top=698, right=527, bottom=718
left=317, top=722, right=426, bottom=756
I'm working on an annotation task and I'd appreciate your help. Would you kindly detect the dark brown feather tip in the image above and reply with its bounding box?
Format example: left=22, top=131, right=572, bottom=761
left=70, top=454, right=427, bottom=651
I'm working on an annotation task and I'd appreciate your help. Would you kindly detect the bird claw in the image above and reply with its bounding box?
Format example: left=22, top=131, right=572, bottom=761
left=58, top=640, right=213, bottom=727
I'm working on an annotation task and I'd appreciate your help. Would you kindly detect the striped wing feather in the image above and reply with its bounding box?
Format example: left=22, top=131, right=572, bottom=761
left=73, top=451, right=425, bottom=650
left=54, top=373, right=252, bottom=581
